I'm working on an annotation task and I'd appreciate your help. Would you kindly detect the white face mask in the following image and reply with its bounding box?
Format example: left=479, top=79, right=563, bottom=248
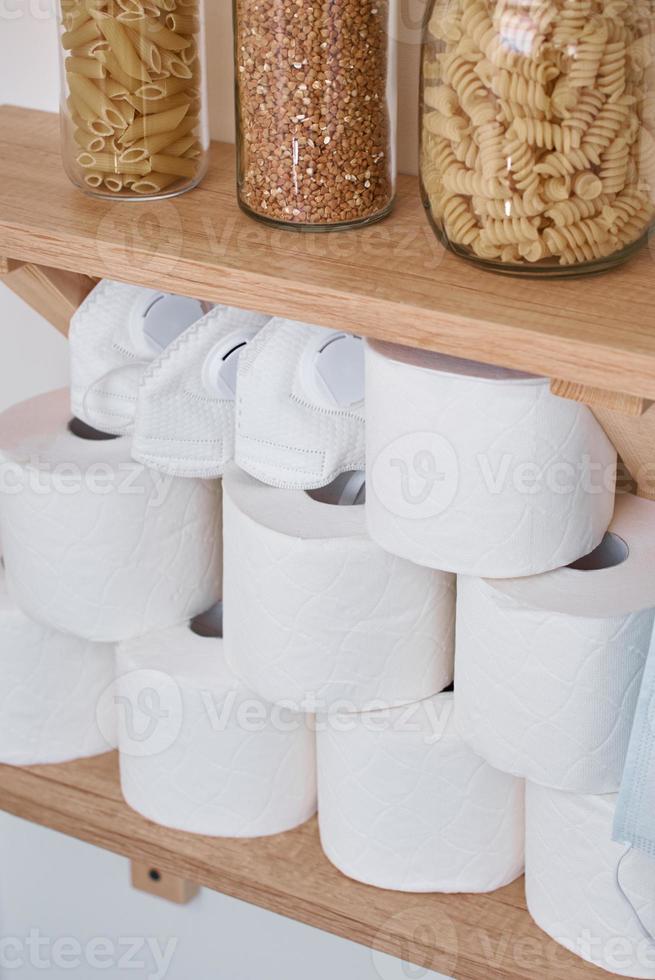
left=235, top=318, right=366, bottom=490
left=131, top=305, right=271, bottom=477
left=69, top=280, right=207, bottom=435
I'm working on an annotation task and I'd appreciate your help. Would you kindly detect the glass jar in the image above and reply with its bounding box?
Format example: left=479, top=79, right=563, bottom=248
left=57, top=0, right=209, bottom=200
left=420, top=0, right=655, bottom=276
left=234, top=0, right=397, bottom=230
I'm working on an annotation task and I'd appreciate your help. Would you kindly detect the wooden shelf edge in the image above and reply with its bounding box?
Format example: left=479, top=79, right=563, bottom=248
left=0, top=753, right=609, bottom=980
left=2, top=227, right=652, bottom=402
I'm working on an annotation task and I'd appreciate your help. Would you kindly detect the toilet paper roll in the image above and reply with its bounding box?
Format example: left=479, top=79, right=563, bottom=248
left=223, top=464, right=455, bottom=712
left=365, top=341, right=617, bottom=577
left=317, top=692, right=525, bottom=892
left=455, top=498, right=655, bottom=792
left=526, top=783, right=655, bottom=978
left=116, top=614, right=317, bottom=837
left=0, top=568, right=115, bottom=765
left=0, top=390, right=222, bottom=642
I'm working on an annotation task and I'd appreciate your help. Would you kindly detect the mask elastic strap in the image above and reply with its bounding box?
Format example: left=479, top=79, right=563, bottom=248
left=615, top=845, right=655, bottom=945
left=338, top=470, right=366, bottom=506
left=80, top=360, right=151, bottom=435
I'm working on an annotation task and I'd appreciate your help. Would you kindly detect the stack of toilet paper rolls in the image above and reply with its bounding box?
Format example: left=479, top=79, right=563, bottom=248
left=3, top=285, right=653, bottom=969
left=366, top=340, right=655, bottom=973
left=229, top=323, right=524, bottom=894
left=0, top=281, right=320, bottom=840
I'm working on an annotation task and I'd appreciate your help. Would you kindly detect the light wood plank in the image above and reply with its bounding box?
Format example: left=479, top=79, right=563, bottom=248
left=1, top=262, right=97, bottom=336
left=0, top=106, right=654, bottom=398
left=130, top=862, right=199, bottom=905
left=550, top=380, right=653, bottom=418
left=0, top=753, right=608, bottom=980
left=592, top=406, right=655, bottom=501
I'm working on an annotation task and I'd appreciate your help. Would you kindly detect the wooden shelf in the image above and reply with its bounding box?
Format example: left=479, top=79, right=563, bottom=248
left=0, top=105, right=646, bottom=978
left=1, top=106, right=654, bottom=399
left=0, top=752, right=609, bottom=980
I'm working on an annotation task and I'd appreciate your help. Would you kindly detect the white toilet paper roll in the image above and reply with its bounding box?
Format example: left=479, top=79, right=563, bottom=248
left=0, top=390, right=222, bottom=642
left=455, top=498, right=655, bottom=793
left=0, top=568, right=115, bottom=765
left=223, top=464, right=455, bottom=712
left=317, top=692, right=525, bottom=892
left=116, top=612, right=317, bottom=837
left=365, top=341, right=617, bottom=577
left=526, top=783, right=655, bottom=978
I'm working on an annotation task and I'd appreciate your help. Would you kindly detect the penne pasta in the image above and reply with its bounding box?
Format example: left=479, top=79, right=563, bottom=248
left=128, top=15, right=191, bottom=51
left=65, top=55, right=106, bottom=78
left=60, top=0, right=205, bottom=198
left=165, top=13, right=198, bottom=33
left=73, top=126, right=106, bottom=152
left=67, top=72, right=128, bottom=127
left=150, top=153, right=197, bottom=177
left=61, top=18, right=100, bottom=51
left=131, top=171, right=178, bottom=193
left=90, top=10, right=151, bottom=81
left=119, top=102, right=189, bottom=143
left=76, top=151, right=151, bottom=175
left=126, top=91, right=192, bottom=114
left=135, top=73, right=192, bottom=98
left=83, top=171, right=104, bottom=188
left=118, top=115, right=196, bottom=159
left=95, top=50, right=141, bottom=92
left=124, top=24, right=163, bottom=73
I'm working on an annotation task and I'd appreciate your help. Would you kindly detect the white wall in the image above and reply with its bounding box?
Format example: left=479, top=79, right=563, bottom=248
left=0, top=8, right=446, bottom=980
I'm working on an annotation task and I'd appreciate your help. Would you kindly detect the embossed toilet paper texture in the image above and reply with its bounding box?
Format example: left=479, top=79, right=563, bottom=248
left=0, top=391, right=222, bottom=643
left=0, top=570, right=115, bottom=765
left=317, top=693, right=525, bottom=892
left=526, top=783, right=655, bottom=978
left=117, top=626, right=317, bottom=837
left=223, top=466, right=455, bottom=710
left=365, top=341, right=617, bottom=578
left=455, top=576, right=653, bottom=793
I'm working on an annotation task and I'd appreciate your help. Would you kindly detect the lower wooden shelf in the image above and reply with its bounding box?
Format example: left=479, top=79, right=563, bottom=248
left=0, top=752, right=607, bottom=980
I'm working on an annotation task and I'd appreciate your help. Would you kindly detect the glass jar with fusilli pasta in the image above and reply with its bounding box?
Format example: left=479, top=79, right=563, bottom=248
left=57, top=0, right=209, bottom=200
left=420, top=0, right=655, bottom=275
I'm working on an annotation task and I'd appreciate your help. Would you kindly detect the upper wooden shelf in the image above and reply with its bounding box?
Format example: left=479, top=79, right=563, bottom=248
left=1, top=106, right=654, bottom=399
left=0, top=752, right=609, bottom=980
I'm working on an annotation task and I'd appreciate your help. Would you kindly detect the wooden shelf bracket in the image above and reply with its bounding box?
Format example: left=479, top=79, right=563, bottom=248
left=1, top=258, right=97, bottom=337
left=552, top=379, right=655, bottom=500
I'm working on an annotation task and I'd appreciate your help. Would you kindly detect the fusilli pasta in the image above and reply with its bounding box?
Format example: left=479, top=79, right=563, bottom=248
left=421, top=0, right=655, bottom=267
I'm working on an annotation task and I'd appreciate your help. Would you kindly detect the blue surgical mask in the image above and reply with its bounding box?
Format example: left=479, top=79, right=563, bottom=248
left=613, top=623, right=655, bottom=942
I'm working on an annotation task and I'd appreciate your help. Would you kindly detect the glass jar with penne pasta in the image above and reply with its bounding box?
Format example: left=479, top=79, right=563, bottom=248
left=58, top=0, right=209, bottom=200
left=420, top=0, right=655, bottom=275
